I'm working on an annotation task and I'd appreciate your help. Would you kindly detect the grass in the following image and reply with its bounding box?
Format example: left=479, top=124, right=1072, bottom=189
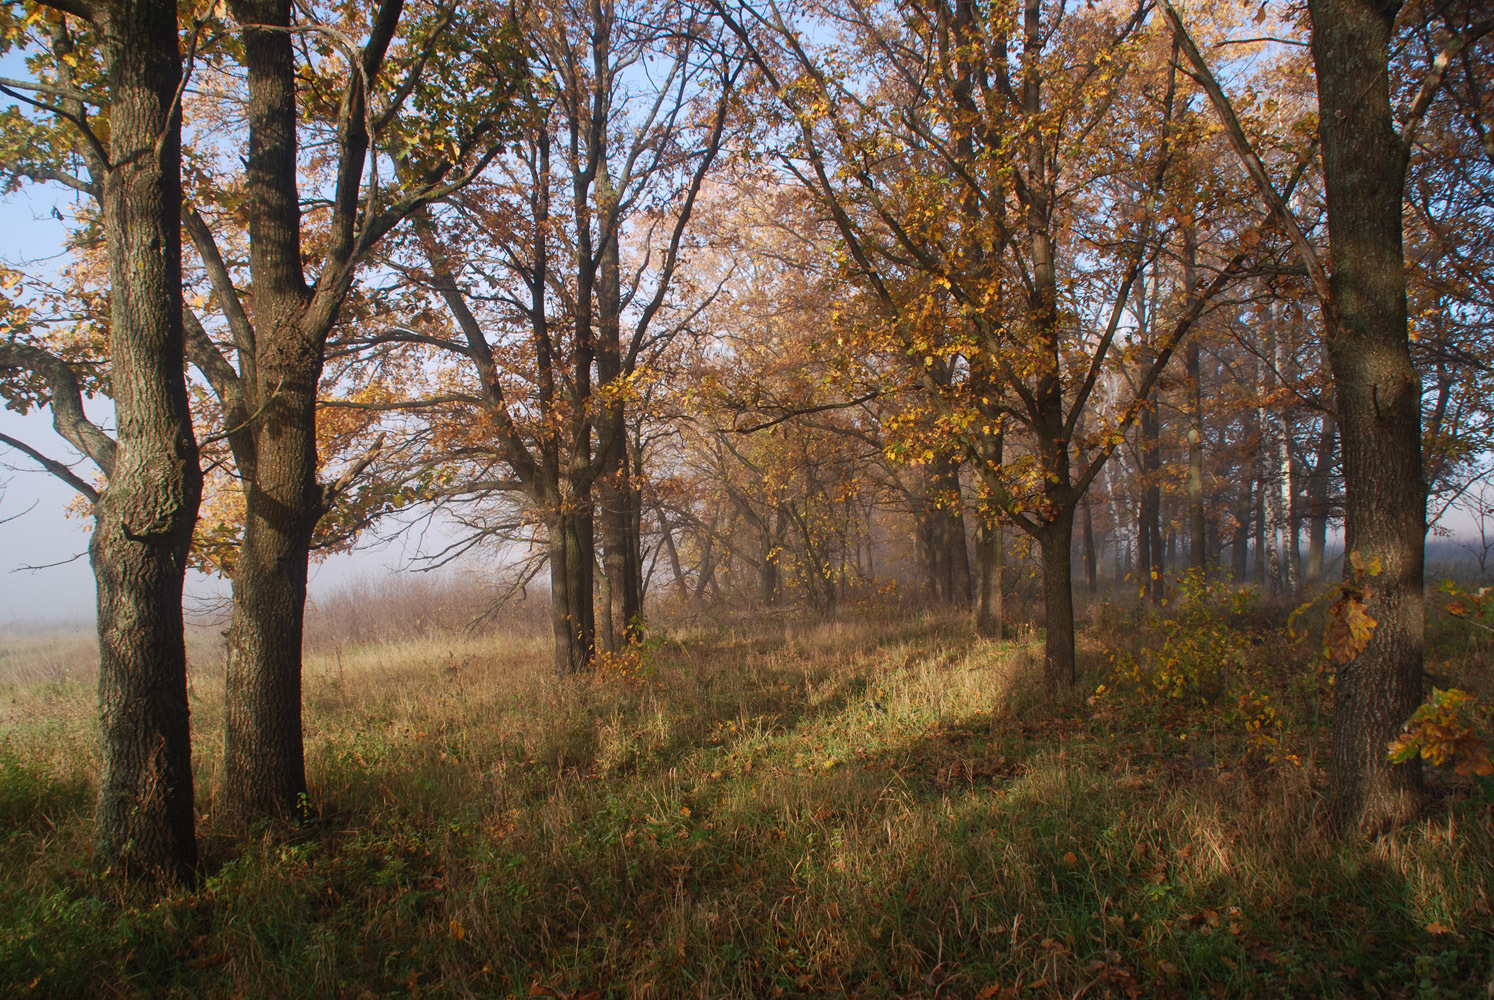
left=0, top=598, right=1491, bottom=999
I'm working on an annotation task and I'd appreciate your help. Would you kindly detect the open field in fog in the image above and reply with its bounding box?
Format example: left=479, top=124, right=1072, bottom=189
left=3, top=582, right=1493, bottom=999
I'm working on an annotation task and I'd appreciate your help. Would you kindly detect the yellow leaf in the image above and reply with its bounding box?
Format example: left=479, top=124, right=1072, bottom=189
left=449, top=919, right=466, bottom=941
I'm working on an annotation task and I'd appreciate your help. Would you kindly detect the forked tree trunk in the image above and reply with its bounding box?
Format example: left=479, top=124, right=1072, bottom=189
left=1309, top=0, right=1425, bottom=830
left=92, top=0, right=202, bottom=883
left=658, top=511, right=691, bottom=601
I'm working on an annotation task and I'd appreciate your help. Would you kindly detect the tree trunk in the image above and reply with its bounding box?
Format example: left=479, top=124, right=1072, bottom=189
left=222, top=452, right=316, bottom=818
left=1306, top=414, right=1336, bottom=584
left=658, top=510, right=691, bottom=601
left=1039, top=509, right=1077, bottom=689
left=1254, top=451, right=1268, bottom=586
left=1275, top=323, right=1298, bottom=597
left=92, top=0, right=202, bottom=883
left=1141, top=403, right=1164, bottom=603
left=1309, top=0, right=1425, bottom=830
left=936, top=457, right=973, bottom=608
left=975, top=511, right=1005, bottom=639
left=1082, top=493, right=1098, bottom=596
left=1184, top=229, right=1207, bottom=577
left=760, top=514, right=780, bottom=605
left=547, top=509, right=594, bottom=675
left=949, top=502, right=973, bottom=608
left=220, top=0, right=319, bottom=820
left=1232, top=470, right=1252, bottom=581
left=596, top=163, right=641, bottom=649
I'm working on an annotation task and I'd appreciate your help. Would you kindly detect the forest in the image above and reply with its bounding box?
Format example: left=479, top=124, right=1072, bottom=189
left=0, top=0, right=1492, bottom=995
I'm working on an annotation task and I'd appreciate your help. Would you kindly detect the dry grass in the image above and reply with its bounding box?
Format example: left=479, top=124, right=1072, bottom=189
left=1, top=607, right=1491, bottom=999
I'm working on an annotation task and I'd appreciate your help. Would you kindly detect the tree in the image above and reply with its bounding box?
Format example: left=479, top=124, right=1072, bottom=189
left=180, top=0, right=526, bottom=819
left=718, top=0, right=1268, bottom=686
left=346, top=0, right=738, bottom=673
left=0, top=0, right=200, bottom=883
left=1164, top=0, right=1494, bottom=829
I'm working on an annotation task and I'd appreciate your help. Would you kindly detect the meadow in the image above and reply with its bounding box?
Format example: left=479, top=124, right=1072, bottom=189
left=1, top=583, right=1491, bottom=999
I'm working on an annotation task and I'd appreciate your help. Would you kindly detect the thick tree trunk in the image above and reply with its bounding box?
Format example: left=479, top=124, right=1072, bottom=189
left=222, top=444, right=316, bottom=817
left=937, top=457, right=973, bottom=608
left=547, top=510, right=595, bottom=675
left=1039, top=509, right=1077, bottom=689
left=975, top=513, right=1004, bottom=639
left=220, top=0, right=321, bottom=820
left=919, top=457, right=969, bottom=606
left=92, top=0, right=201, bottom=883
left=1309, top=0, right=1424, bottom=830
left=949, top=503, right=973, bottom=607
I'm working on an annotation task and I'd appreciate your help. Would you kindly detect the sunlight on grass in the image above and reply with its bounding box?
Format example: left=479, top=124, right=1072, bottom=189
left=1, top=612, right=1491, bottom=998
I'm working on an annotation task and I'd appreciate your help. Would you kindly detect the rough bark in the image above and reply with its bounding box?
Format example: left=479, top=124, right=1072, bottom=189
left=218, top=0, right=406, bottom=819
left=1309, top=0, right=1425, bottom=830
left=91, top=0, right=202, bottom=884
left=220, top=0, right=317, bottom=820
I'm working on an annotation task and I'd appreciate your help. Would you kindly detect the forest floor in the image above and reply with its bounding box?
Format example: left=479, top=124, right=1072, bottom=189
left=1, top=587, right=1492, bottom=999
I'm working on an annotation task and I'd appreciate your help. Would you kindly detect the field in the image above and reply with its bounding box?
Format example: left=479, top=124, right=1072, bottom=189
left=1, top=589, right=1492, bottom=999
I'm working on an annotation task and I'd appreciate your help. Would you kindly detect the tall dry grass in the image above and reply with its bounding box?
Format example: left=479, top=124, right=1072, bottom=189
left=0, top=603, right=1490, bottom=999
